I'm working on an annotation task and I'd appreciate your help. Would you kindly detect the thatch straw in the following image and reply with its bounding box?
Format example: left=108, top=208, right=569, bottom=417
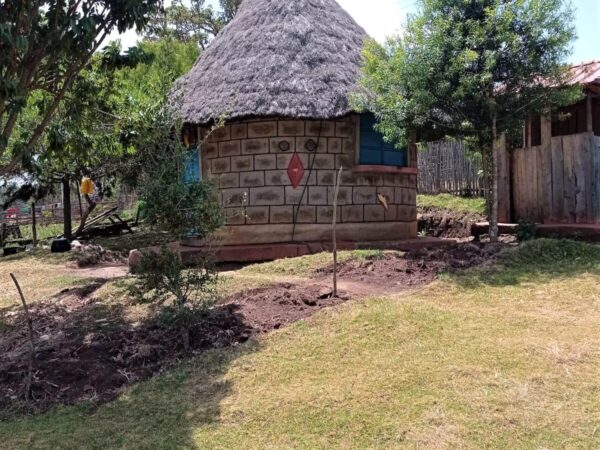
left=173, top=0, right=368, bottom=125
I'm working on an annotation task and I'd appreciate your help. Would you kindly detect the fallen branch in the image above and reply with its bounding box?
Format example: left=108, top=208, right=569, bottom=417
left=10, top=273, right=35, bottom=402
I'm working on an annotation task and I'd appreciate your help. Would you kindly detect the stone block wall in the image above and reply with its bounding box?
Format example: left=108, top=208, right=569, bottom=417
left=196, top=115, right=417, bottom=244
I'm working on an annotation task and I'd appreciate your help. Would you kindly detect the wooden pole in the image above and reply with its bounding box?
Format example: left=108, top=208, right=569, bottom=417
left=62, top=177, right=72, bottom=240
left=332, top=166, right=343, bottom=298
left=587, top=91, right=593, bottom=133
left=31, top=202, right=37, bottom=247
left=10, top=274, right=35, bottom=402
left=76, top=181, right=83, bottom=220
left=490, top=114, right=499, bottom=242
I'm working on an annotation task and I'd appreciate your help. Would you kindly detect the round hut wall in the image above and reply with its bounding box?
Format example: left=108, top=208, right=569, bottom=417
left=192, top=115, right=417, bottom=246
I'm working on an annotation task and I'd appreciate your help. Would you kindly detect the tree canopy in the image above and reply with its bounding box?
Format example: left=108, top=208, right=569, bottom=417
left=356, top=0, right=580, bottom=239
left=145, top=0, right=241, bottom=48
left=0, top=0, right=162, bottom=175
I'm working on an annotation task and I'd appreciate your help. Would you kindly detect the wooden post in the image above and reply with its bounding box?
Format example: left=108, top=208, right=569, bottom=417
left=62, top=177, right=72, bottom=240
left=408, top=132, right=418, bottom=169
left=496, top=133, right=510, bottom=223
left=10, top=274, right=35, bottom=402
left=332, top=166, right=343, bottom=298
left=587, top=91, right=594, bottom=133
left=540, top=111, right=553, bottom=222
left=76, top=182, right=83, bottom=221
left=490, top=114, right=499, bottom=242
left=31, top=202, right=37, bottom=247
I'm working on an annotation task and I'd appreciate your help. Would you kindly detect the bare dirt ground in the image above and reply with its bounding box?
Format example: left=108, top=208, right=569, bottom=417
left=314, top=244, right=492, bottom=294
left=418, top=206, right=484, bottom=239
left=0, top=243, right=499, bottom=413
left=66, top=262, right=129, bottom=279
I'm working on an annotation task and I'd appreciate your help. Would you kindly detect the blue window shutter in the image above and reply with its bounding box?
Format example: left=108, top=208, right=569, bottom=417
left=359, top=113, right=407, bottom=167
left=184, top=146, right=201, bottom=183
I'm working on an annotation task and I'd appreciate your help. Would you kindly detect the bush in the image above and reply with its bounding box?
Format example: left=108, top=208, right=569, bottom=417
left=130, top=106, right=224, bottom=350
left=133, top=246, right=218, bottom=351
left=516, top=220, right=536, bottom=241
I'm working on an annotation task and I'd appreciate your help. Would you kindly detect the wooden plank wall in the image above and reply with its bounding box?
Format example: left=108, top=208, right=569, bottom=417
left=418, top=140, right=482, bottom=195
left=510, top=132, right=600, bottom=224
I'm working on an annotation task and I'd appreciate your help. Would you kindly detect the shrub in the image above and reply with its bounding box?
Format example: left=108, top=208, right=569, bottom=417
left=130, top=106, right=224, bottom=350
left=516, top=220, right=536, bottom=242
left=133, top=246, right=218, bottom=352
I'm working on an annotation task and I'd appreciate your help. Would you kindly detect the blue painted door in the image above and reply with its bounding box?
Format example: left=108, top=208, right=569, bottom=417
left=184, top=146, right=201, bottom=184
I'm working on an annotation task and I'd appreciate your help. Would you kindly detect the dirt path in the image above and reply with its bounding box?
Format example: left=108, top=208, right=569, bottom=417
left=222, top=271, right=420, bottom=298
left=65, top=262, right=129, bottom=279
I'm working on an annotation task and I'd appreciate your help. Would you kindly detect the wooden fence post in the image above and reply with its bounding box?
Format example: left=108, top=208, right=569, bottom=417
left=31, top=202, right=38, bottom=247
left=496, top=133, right=511, bottom=223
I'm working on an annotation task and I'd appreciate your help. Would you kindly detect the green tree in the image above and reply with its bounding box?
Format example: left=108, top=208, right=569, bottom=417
left=356, top=0, right=579, bottom=241
left=3, top=38, right=199, bottom=239
left=145, top=0, right=240, bottom=49
left=0, top=0, right=161, bottom=175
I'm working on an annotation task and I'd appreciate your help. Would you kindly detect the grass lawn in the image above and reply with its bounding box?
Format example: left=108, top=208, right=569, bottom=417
left=1, top=240, right=600, bottom=448
left=0, top=251, right=86, bottom=309
left=418, top=193, right=486, bottom=215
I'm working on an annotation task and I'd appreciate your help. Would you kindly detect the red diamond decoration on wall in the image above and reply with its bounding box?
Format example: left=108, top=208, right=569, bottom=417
left=287, top=153, right=305, bottom=189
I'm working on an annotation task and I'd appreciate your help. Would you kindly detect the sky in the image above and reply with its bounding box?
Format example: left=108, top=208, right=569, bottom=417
left=108, top=0, right=599, bottom=64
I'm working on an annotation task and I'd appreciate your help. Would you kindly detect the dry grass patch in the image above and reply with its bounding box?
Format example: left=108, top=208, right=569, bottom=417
left=0, top=251, right=86, bottom=309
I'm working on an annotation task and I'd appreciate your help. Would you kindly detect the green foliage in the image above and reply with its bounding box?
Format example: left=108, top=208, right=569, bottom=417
left=516, top=220, right=537, bottom=241
left=145, top=0, right=240, bottom=48
left=356, top=0, right=580, bottom=239
left=140, top=168, right=224, bottom=241
left=356, top=0, right=580, bottom=148
left=131, top=105, right=223, bottom=351
left=0, top=0, right=161, bottom=172
left=133, top=247, right=218, bottom=351
left=2, top=38, right=199, bottom=210
left=134, top=109, right=223, bottom=240
left=116, top=39, right=199, bottom=106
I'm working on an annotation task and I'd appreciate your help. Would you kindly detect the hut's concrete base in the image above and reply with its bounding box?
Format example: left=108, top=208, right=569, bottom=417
left=188, top=222, right=418, bottom=247
left=129, top=236, right=455, bottom=267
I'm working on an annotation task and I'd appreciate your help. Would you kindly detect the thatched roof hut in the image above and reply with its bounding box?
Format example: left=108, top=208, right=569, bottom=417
left=173, top=0, right=418, bottom=251
left=175, top=0, right=369, bottom=124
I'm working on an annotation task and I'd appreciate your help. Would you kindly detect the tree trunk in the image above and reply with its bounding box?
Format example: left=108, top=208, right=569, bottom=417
left=480, top=140, right=491, bottom=214
left=490, top=115, right=499, bottom=242
left=181, top=327, right=190, bottom=353
left=74, top=194, right=97, bottom=237
left=62, top=177, right=72, bottom=240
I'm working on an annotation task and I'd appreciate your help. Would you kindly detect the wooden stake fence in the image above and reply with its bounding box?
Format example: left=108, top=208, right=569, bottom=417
left=418, top=140, right=483, bottom=196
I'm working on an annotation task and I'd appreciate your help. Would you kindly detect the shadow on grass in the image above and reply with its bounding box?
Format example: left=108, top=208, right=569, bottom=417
left=451, top=238, right=600, bottom=289
left=0, top=273, right=260, bottom=449
left=0, top=343, right=259, bottom=449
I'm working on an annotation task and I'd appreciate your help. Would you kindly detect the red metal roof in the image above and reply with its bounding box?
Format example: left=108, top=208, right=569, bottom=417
left=567, top=60, right=600, bottom=87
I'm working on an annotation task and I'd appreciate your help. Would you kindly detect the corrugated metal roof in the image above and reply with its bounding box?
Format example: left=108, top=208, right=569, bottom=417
left=568, top=60, right=600, bottom=86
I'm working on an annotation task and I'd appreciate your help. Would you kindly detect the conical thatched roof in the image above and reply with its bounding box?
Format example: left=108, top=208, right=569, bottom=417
left=174, top=0, right=369, bottom=125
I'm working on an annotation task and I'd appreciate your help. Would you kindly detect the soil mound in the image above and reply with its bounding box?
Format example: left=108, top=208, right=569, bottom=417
left=418, top=206, right=484, bottom=239
left=0, top=282, right=348, bottom=413
left=317, top=244, right=491, bottom=291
